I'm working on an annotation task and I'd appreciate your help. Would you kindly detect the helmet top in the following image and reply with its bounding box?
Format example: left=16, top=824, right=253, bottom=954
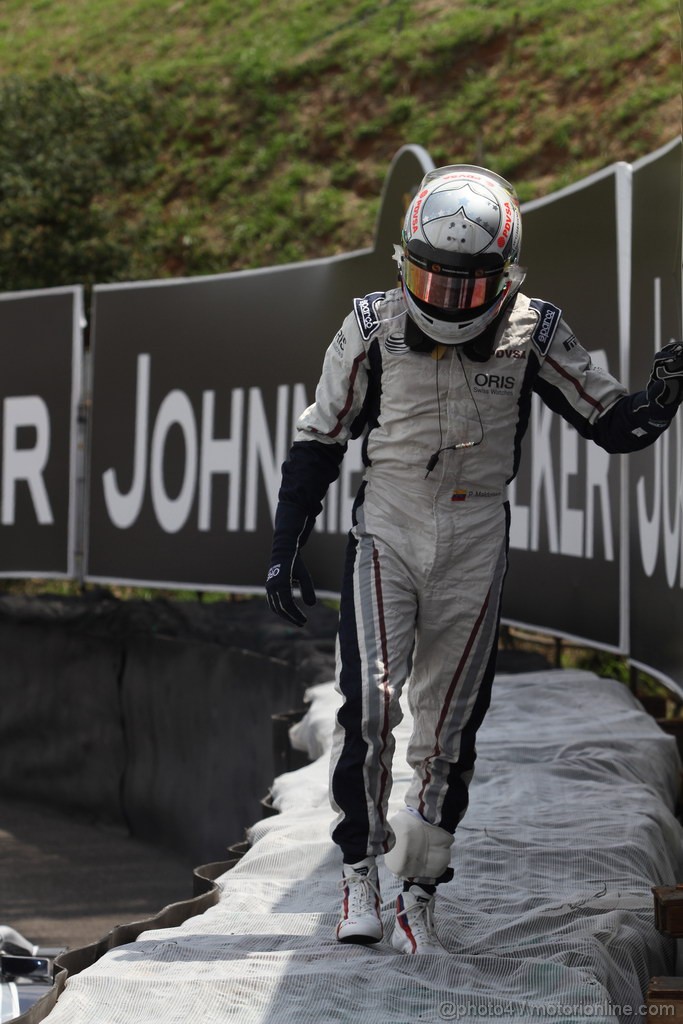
left=400, top=165, right=524, bottom=345
left=406, top=164, right=521, bottom=260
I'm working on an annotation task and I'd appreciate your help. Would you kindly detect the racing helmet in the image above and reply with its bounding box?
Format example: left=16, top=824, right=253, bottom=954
left=399, top=164, right=524, bottom=345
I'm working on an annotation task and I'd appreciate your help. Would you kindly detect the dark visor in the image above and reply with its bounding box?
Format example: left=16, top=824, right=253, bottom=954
left=403, top=250, right=506, bottom=313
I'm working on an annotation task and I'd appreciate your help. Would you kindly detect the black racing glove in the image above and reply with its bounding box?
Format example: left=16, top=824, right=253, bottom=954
left=630, top=342, right=683, bottom=431
left=645, top=342, right=683, bottom=413
left=266, top=502, right=317, bottom=627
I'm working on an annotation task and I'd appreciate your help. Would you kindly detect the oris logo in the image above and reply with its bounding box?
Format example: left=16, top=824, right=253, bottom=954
left=473, top=372, right=515, bottom=393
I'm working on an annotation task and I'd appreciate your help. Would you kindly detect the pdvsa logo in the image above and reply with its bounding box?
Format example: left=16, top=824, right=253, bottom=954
left=495, top=346, right=526, bottom=360
left=497, top=201, right=513, bottom=248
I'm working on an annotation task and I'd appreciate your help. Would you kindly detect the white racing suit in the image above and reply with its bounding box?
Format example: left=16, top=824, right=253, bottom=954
left=277, top=286, right=670, bottom=874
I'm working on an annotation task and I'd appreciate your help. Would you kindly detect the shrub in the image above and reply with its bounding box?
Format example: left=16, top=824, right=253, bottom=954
left=0, top=74, right=163, bottom=292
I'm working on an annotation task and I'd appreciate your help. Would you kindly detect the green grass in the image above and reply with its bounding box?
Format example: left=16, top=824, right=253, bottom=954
left=0, top=0, right=679, bottom=286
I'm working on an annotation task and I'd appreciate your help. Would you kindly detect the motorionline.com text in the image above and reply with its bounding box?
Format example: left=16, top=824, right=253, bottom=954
left=438, top=1001, right=675, bottom=1019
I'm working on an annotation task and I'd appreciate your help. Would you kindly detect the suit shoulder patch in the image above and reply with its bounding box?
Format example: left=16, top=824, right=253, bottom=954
left=529, top=298, right=562, bottom=355
left=353, top=291, right=385, bottom=341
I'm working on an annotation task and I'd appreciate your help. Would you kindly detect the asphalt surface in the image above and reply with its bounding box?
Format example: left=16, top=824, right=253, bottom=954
left=0, top=796, right=192, bottom=953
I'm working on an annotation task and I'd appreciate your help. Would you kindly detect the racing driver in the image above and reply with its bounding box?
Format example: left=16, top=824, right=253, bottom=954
left=265, top=164, right=683, bottom=953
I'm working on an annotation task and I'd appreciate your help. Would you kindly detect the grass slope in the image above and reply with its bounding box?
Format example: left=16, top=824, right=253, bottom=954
left=0, top=0, right=679, bottom=282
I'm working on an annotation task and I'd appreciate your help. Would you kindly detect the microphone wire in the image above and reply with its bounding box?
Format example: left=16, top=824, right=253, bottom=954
left=425, top=347, right=485, bottom=477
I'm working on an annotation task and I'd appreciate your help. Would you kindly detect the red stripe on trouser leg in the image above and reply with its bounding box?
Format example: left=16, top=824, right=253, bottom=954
left=330, top=524, right=416, bottom=860
left=418, top=586, right=491, bottom=816
left=372, top=543, right=392, bottom=824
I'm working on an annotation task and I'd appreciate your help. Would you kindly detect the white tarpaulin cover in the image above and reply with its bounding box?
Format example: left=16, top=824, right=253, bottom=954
left=43, top=669, right=683, bottom=1024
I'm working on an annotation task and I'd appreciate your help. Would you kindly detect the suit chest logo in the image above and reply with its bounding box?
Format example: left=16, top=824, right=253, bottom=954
left=472, top=371, right=517, bottom=396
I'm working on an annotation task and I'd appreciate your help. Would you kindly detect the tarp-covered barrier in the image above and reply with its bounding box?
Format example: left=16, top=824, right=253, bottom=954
left=38, top=668, right=683, bottom=1024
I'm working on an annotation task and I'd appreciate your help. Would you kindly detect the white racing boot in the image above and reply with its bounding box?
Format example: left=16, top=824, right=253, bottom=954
left=392, top=884, right=448, bottom=954
left=336, top=857, right=383, bottom=945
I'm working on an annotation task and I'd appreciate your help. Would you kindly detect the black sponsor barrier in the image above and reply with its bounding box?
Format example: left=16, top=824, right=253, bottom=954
left=503, top=164, right=627, bottom=651
left=629, top=139, right=683, bottom=683
left=0, top=287, right=82, bottom=578
left=0, top=593, right=338, bottom=864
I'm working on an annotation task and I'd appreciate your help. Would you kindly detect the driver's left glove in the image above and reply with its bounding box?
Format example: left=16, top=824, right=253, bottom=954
left=645, top=342, right=683, bottom=412
left=265, top=502, right=316, bottom=627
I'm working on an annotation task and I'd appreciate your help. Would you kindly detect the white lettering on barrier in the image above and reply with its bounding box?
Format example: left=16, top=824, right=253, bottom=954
left=100, top=353, right=359, bottom=535
left=199, top=389, right=243, bottom=532
left=103, top=350, right=623, bottom=550
left=150, top=390, right=198, bottom=534
left=290, top=383, right=310, bottom=442
left=585, top=430, right=613, bottom=560
left=103, top=354, right=247, bottom=534
left=510, top=349, right=614, bottom=560
left=636, top=278, right=683, bottom=586
left=560, top=418, right=583, bottom=557
left=1, top=396, right=54, bottom=525
left=660, top=420, right=682, bottom=587
left=102, top=353, right=150, bottom=529
left=244, top=384, right=288, bottom=532
left=529, top=398, right=558, bottom=553
left=634, top=276, right=683, bottom=589
left=637, top=276, right=664, bottom=577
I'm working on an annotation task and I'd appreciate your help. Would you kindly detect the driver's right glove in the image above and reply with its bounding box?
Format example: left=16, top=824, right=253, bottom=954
left=265, top=502, right=316, bottom=627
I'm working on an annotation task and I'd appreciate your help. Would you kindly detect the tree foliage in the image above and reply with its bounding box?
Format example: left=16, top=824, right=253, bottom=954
left=0, top=75, right=161, bottom=292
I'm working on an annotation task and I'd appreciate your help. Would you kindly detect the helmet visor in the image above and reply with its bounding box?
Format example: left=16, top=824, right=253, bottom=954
left=403, top=250, right=506, bottom=313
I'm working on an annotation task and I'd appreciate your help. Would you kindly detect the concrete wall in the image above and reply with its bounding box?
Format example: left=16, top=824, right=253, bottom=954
left=0, top=595, right=338, bottom=864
